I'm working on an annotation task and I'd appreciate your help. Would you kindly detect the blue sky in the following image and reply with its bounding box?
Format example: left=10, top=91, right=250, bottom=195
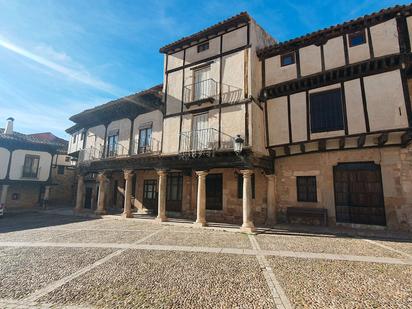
left=0, top=0, right=409, bottom=139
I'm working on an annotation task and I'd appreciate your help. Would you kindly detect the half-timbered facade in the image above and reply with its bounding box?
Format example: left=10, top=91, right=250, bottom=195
left=69, top=4, right=412, bottom=232
left=0, top=118, right=75, bottom=211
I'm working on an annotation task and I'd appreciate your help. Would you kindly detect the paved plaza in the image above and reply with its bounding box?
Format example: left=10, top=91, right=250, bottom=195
left=0, top=213, right=411, bottom=308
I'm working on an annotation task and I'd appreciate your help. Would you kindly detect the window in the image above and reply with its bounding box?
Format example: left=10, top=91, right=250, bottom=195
left=143, top=180, right=157, bottom=200
left=197, top=42, right=209, bottom=53
left=297, top=176, right=317, bottom=202
left=80, top=131, right=85, bottom=141
left=310, top=89, right=344, bottom=133
left=65, top=156, right=71, bottom=162
left=281, top=52, right=295, bottom=66
left=22, top=155, right=40, bottom=178
left=57, top=165, right=65, bottom=175
left=193, top=66, right=211, bottom=101
left=349, top=30, right=366, bottom=47
left=138, top=127, right=152, bottom=154
left=72, top=134, right=77, bottom=143
left=237, top=174, right=255, bottom=199
left=106, top=133, right=119, bottom=157
left=167, top=173, right=183, bottom=201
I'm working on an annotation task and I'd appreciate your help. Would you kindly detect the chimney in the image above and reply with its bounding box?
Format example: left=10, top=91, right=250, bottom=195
left=4, top=117, right=14, bottom=135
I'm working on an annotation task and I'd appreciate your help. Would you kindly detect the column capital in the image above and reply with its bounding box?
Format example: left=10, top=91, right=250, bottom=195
left=240, top=169, right=254, bottom=177
left=156, top=169, right=167, bottom=177
left=97, top=172, right=108, bottom=182
left=195, top=170, right=208, bottom=177
left=265, top=174, right=276, bottom=180
left=123, top=169, right=134, bottom=180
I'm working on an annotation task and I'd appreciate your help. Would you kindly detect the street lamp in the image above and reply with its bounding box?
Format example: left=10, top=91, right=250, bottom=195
left=234, top=134, right=244, bottom=155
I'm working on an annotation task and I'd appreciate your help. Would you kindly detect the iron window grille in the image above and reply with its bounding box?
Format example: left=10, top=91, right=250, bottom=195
left=310, top=88, right=344, bottom=133
left=281, top=52, right=295, bottom=66
left=348, top=30, right=366, bottom=47
left=297, top=176, right=317, bottom=202
left=197, top=42, right=209, bottom=53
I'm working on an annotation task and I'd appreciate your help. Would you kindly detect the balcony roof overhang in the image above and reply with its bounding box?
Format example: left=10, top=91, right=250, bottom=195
left=67, top=84, right=163, bottom=131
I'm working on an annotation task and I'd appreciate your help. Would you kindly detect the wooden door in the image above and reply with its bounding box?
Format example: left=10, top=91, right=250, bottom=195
left=143, top=179, right=157, bottom=213
left=206, top=174, right=223, bottom=210
left=192, top=113, right=208, bottom=151
left=334, top=163, right=386, bottom=226
left=84, top=188, right=93, bottom=209
left=166, top=173, right=183, bottom=212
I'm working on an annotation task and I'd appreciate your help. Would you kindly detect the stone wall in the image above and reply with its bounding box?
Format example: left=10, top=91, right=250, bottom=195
left=274, top=146, right=412, bottom=231
left=4, top=183, right=41, bottom=209
left=49, top=166, right=76, bottom=206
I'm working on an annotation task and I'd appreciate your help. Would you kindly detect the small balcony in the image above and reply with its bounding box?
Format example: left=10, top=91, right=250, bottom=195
left=132, top=137, right=161, bottom=155
left=179, top=128, right=236, bottom=157
left=183, top=79, right=218, bottom=107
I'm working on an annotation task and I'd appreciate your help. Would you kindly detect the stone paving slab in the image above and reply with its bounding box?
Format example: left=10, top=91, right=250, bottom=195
left=267, top=256, right=412, bottom=308
left=142, top=228, right=252, bottom=249
left=0, top=230, right=75, bottom=242
left=40, top=250, right=274, bottom=308
left=0, top=247, right=115, bottom=299
left=256, top=233, right=404, bottom=258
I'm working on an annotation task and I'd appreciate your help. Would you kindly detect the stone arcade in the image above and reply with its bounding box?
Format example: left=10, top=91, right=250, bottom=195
left=68, top=4, right=412, bottom=232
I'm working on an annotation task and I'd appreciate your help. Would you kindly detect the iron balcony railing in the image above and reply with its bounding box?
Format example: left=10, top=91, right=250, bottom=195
left=132, top=137, right=161, bottom=155
left=106, top=142, right=128, bottom=158
left=179, top=128, right=235, bottom=155
left=78, top=146, right=103, bottom=162
left=183, top=79, right=243, bottom=106
left=183, top=79, right=218, bottom=105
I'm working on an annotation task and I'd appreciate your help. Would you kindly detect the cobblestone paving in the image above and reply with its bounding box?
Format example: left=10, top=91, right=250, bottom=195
left=142, top=228, right=252, bottom=249
left=0, top=213, right=411, bottom=308
left=256, top=233, right=405, bottom=258
left=268, top=256, right=412, bottom=308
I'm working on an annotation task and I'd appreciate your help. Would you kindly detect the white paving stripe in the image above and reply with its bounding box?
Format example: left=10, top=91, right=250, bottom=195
left=0, top=241, right=411, bottom=265
left=23, top=227, right=168, bottom=303
left=248, top=234, right=293, bottom=309
left=363, top=238, right=412, bottom=259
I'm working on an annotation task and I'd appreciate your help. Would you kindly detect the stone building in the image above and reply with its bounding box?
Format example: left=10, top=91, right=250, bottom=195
left=68, top=4, right=412, bottom=232
left=0, top=118, right=75, bottom=211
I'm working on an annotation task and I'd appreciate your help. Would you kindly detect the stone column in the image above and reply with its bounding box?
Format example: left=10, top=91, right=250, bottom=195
left=42, top=185, right=51, bottom=209
left=74, top=174, right=85, bottom=212
left=240, top=169, right=255, bottom=233
left=0, top=184, right=9, bottom=208
left=195, top=171, right=208, bottom=227
left=95, top=172, right=108, bottom=215
left=266, top=174, right=277, bottom=226
left=122, top=169, right=134, bottom=218
left=155, top=169, right=167, bottom=222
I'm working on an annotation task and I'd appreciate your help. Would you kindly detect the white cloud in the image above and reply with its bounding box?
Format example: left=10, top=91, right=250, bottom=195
left=0, top=35, right=120, bottom=96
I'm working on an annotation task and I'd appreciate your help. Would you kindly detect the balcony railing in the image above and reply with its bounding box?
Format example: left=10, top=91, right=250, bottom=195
left=106, top=142, right=128, bottom=158
left=21, top=166, right=40, bottom=179
left=179, top=128, right=235, bottom=157
left=183, top=78, right=243, bottom=107
left=183, top=79, right=218, bottom=106
left=78, top=146, right=103, bottom=162
left=131, top=137, right=161, bottom=155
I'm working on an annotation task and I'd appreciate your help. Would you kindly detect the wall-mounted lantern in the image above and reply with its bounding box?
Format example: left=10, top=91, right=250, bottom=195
left=234, top=134, right=244, bottom=155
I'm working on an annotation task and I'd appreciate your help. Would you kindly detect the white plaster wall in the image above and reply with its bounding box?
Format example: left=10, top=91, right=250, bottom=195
left=324, top=36, right=346, bottom=70
left=166, top=70, right=183, bottom=115
left=222, top=51, right=245, bottom=103
left=220, top=104, right=245, bottom=139
left=0, top=148, right=10, bottom=179
left=9, top=150, right=52, bottom=181
left=251, top=103, right=267, bottom=154
left=132, top=110, right=163, bottom=153
left=162, top=116, right=180, bottom=154
left=267, top=97, right=289, bottom=145
left=347, top=32, right=370, bottom=64
left=85, top=125, right=106, bottom=150
left=290, top=92, right=307, bottom=142
left=370, top=19, right=399, bottom=57
left=185, top=37, right=221, bottom=65
left=107, top=118, right=132, bottom=154
left=222, top=26, right=248, bottom=53
left=208, top=109, right=219, bottom=132
left=167, top=50, right=184, bottom=71
left=181, top=114, right=191, bottom=133
left=53, top=154, right=72, bottom=166
left=300, top=45, right=322, bottom=76
left=68, top=130, right=84, bottom=154
left=344, top=79, right=366, bottom=134
left=265, top=55, right=297, bottom=85
left=364, top=70, right=408, bottom=131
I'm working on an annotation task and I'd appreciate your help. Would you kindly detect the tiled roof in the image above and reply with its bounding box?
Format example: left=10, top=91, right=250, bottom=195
left=257, top=3, right=412, bottom=58
left=0, top=128, right=68, bottom=151
left=159, top=12, right=251, bottom=54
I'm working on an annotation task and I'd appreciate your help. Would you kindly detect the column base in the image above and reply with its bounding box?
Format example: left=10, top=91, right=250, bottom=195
left=122, top=212, right=133, bottom=218
left=194, top=221, right=207, bottom=228
left=95, top=209, right=107, bottom=215
left=240, top=223, right=256, bottom=234
left=155, top=216, right=168, bottom=223
left=73, top=207, right=84, bottom=214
